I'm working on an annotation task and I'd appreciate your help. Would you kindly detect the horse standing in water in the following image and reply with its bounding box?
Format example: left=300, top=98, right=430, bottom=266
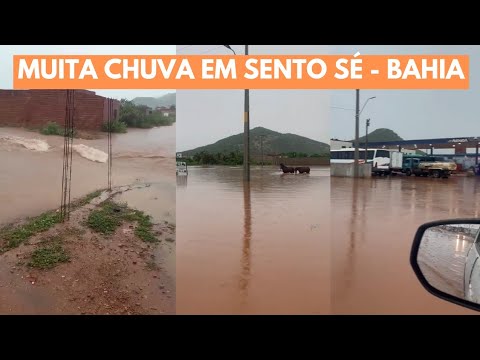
left=295, top=166, right=311, bottom=174
left=280, top=163, right=295, bottom=174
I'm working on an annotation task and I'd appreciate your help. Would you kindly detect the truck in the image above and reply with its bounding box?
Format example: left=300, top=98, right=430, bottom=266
left=389, top=152, right=457, bottom=178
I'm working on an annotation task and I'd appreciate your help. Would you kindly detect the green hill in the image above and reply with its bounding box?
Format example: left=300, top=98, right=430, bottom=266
left=132, top=93, right=176, bottom=108
left=182, top=127, right=330, bottom=156
left=355, top=128, right=403, bottom=143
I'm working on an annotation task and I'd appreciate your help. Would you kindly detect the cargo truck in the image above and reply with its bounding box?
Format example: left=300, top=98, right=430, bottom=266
left=389, top=152, right=457, bottom=178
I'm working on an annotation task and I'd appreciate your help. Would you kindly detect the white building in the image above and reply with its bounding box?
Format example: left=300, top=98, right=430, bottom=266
left=330, top=139, right=353, bottom=150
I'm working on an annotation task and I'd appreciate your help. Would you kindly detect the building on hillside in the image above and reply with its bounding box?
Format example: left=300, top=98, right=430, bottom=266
left=155, top=105, right=176, bottom=117
left=0, top=89, right=120, bottom=131
left=330, top=139, right=353, bottom=150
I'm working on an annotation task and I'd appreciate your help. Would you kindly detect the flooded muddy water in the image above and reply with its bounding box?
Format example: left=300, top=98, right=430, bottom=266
left=332, top=176, right=480, bottom=314
left=0, top=125, right=175, bottom=226
left=0, top=124, right=176, bottom=315
left=176, top=165, right=329, bottom=314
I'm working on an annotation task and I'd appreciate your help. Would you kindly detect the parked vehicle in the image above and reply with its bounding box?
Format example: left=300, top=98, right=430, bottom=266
left=411, top=219, right=480, bottom=312
left=176, top=161, right=188, bottom=176
left=330, top=148, right=392, bottom=175
left=389, top=152, right=456, bottom=178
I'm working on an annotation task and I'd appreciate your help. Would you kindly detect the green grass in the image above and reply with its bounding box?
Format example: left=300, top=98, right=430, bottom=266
left=0, top=190, right=105, bottom=252
left=29, top=240, right=70, bottom=269
left=102, top=120, right=128, bottom=133
left=87, top=200, right=157, bottom=243
left=0, top=212, right=61, bottom=250
left=71, top=189, right=104, bottom=209
left=40, top=122, right=63, bottom=136
left=40, top=122, right=76, bottom=137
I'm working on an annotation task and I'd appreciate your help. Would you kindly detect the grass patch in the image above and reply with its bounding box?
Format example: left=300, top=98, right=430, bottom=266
left=29, top=239, right=70, bottom=269
left=0, top=211, right=61, bottom=250
left=40, top=122, right=76, bottom=137
left=102, top=120, right=128, bottom=133
left=40, top=122, right=62, bottom=136
left=71, top=189, right=104, bottom=209
left=87, top=200, right=157, bottom=242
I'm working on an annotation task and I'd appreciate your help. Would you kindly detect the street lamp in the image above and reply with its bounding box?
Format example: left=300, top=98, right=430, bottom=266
left=224, top=45, right=250, bottom=181
left=354, top=91, right=376, bottom=178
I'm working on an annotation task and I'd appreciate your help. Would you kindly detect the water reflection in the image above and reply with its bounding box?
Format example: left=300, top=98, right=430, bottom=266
left=239, top=181, right=252, bottom=303
left=177, top=165, right=329, bottom=314
left=176, top=175, right=188, bottom=187
left=332, top=176, right=480, bottom=314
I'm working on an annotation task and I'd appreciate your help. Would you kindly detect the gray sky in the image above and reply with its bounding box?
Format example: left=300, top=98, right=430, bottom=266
left=0, top=45, right=175, bottom=100
left=330, top=45, right=480, bottom=141
left=176, top=45, right=330, bottom=151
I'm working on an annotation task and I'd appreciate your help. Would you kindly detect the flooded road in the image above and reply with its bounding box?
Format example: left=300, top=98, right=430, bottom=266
left=417, top=226, right=477, bottom=299
left=176, top=165, right=329, bottom=314
left=332, top=175, right=480, bottom=314
left=0, top=125, right=175, bottom=226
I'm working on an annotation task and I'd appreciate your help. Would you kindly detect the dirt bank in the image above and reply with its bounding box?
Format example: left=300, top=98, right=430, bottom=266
left=0, top=186, right=175, bottom=315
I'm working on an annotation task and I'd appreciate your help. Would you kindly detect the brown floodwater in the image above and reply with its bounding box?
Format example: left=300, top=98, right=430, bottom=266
left=332, top=175, right=480, bottom=314
left=0, top=125, right=175, bottom=226
left=0, top=124, right=176, bottom=314
left=176, top=165, right=329, bottom=314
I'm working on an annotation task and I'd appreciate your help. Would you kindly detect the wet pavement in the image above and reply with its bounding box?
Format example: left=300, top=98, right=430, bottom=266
left=176, top=165, right=329, bottom=314
left=417, top=226, right=477, bottom=299
left=332, top=175, right=480, bottom=314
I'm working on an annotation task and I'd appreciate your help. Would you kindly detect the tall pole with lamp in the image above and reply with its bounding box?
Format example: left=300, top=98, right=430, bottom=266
left=354, top=92, right=376, bottom=177
left=224, top=45, right=250, bottom=181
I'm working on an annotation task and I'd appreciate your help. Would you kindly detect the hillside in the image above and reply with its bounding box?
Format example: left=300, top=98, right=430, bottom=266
left=182, top=127, right=330, bottom=156
left=356, top=128, right=403, bottom=143
left=132, top=93, right=176, bottom=108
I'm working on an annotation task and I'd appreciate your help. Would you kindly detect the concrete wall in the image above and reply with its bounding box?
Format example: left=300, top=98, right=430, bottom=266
left=331, top=163, right=372, bottom=177
left=0, top=89, right=120, bottom=131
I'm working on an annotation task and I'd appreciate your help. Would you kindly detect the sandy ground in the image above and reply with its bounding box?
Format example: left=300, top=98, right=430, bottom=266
left=0, top=186, right=175, bottom=315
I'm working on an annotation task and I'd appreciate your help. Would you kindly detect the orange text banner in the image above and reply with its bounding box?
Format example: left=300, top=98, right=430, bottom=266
left=13, top=55, right=469, bottom=90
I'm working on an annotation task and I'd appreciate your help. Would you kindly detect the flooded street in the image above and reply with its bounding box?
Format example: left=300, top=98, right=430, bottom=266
left=0, top=125, right=175, bottom=226
left=417, top=226, right=477, bottom=299
left=176, top=165, right=329, bottom=314
left=332, top=175, right=480, bottom=314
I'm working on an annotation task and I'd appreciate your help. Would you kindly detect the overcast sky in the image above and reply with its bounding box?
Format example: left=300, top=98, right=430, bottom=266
left=0, top=45, right=175, bottom=99
left=176, top=45, right=330, bottom=151
left=330, top=45, right=480, bottom=141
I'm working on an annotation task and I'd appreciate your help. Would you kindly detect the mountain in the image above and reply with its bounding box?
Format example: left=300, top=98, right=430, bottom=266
left=182, top=127, right=330, bottom=156
left=355, top=128, right=403, bottom=143
left=132, top=93, right=176, bottom=108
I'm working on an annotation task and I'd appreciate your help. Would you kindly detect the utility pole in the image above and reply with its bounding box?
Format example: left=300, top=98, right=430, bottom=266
left=365, top=118, right=370, bottom=162
left=244, top=45, right=250, bottom=181
left=260, top=135, right=265, bottom=167
left=354, top=89, right=360, bottom=178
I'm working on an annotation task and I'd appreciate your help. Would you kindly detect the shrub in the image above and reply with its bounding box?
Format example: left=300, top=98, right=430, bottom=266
left=40, top=122, right=63, bottom=136
left=102, top=120, right=127, bottom=133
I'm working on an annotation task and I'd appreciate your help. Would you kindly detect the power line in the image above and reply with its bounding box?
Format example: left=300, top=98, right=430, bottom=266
left=330, top=106, right=355, bottom=111
left=199, top=45, right=227, bottom=54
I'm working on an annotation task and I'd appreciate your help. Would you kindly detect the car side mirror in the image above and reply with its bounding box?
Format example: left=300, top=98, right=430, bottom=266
left=410, top=219, right=480, bottom=312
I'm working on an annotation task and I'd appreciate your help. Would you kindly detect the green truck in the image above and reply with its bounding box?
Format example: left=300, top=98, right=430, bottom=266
left=390, top=152, right=457, bottom=178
